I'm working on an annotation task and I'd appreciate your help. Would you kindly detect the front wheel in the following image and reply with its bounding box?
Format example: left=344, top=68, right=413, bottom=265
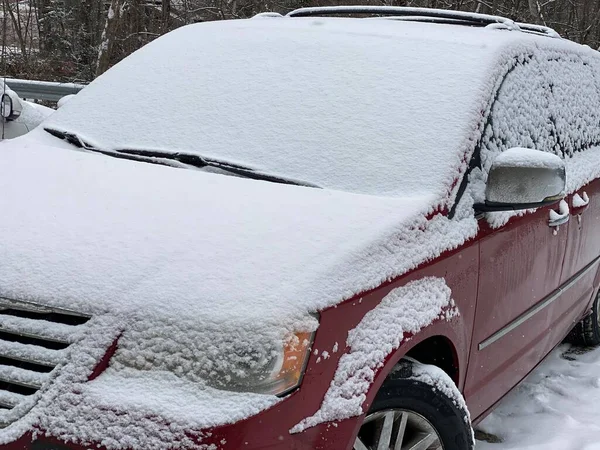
left=354, top=360, right=473, bottom=450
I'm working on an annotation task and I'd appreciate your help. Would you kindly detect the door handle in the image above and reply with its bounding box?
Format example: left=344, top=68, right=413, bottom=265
left=572, top=192, right=590, bottom=212
left=549, top=199, right=570, bottom=227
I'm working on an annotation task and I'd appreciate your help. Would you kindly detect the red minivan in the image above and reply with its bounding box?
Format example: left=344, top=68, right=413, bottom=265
left=1, top=6, right=600, bottom=450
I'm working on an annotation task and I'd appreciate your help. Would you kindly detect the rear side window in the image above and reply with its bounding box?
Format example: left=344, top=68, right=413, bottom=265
left=549, top=57, right=600, bottom=157
left=479, top=51, right=600, bottom=173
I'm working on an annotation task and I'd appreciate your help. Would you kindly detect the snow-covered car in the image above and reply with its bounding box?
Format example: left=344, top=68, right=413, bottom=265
left=0, top=80, right=53, bottom=139
left=1, top=6, right=600, bottom=450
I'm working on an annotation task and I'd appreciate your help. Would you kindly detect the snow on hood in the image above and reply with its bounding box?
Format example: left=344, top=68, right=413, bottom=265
left=0, top=140, right=441, bottom=325
left=16, top=101, right=53, bottom=129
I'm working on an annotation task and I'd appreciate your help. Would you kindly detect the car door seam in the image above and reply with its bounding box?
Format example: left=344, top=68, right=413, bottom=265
left=478, top=254, right=600, bottom=351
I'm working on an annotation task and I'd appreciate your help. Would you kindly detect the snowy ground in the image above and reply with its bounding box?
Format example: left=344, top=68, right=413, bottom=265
left=476, top=344, right=600, bottom=450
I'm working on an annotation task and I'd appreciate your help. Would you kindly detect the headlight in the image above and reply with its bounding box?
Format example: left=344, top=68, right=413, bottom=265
left=113, top=318, right=317, bottom=397
left=207, top=330, right=314, bottom=396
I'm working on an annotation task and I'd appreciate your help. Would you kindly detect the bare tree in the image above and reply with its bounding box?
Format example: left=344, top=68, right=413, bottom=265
left=96, top=0, right=127, bottom=76
left=3, top=0, right=600, bottom=82
left=1, top=0, right=37, bottom=61
left=161, top=0, right=170, bottom=31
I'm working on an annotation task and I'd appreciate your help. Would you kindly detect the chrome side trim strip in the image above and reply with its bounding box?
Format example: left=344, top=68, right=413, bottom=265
left=478, top=255, right=600, bottom=351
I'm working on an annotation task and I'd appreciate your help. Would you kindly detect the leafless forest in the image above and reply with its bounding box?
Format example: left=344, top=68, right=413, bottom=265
left=1, top=0, right=600, bottom=83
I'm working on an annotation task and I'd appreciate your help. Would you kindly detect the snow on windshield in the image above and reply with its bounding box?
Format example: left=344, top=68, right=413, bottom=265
left=45, top=18, right=502, bottom=200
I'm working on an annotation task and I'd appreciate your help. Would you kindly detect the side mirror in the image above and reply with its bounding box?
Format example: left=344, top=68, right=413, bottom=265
left=475, top=148, right=566, bottom=213
left=1, top=91, right=23, bottom=121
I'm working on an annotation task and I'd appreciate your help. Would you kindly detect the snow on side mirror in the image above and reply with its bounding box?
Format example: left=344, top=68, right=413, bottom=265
left=1, top=91, right=23, bottom=121
left=475, top=148, right=566, bottom=213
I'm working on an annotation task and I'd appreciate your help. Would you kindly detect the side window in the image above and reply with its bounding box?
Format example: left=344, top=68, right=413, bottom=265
left=548, top=56, right=600, bottom=158
left=480, top=54, right=556, bottom=174
left=480, top=51, right=600, bottom=174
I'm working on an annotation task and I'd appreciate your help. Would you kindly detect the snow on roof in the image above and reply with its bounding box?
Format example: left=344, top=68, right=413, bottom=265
left=40, top=17, right=580, bottom=204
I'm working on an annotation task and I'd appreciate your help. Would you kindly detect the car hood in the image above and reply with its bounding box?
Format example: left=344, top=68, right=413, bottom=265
left=17, top=100, right=54, bottom=127
left=0, top=140, right=467, bottom=326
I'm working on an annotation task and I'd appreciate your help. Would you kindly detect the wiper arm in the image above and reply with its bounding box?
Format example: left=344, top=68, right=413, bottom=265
left=118, top=148, right=321, bottom=188
left=44, top=128, right=202, bottom=169
left=44, top=128, right=179, bottom=167
left=44, top=128, right=320, bottom=188
left=44, top=128, right=87, bottom=148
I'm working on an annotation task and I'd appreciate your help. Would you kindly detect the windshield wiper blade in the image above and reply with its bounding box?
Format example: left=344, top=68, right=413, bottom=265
left=118, top=148, right=321, bottom=188
left=44, top=128, right=320, bottom=188
left=44, top=128, right=192, bottom=169
left=44, top=128, right=87, bottom=148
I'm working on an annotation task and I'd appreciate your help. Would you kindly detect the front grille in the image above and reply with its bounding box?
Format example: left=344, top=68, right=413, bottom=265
left=0, top=298, right=90, bottom=425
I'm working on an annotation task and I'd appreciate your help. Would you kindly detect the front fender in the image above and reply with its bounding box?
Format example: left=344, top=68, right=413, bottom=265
left=290, top=241, right=478, bottom=445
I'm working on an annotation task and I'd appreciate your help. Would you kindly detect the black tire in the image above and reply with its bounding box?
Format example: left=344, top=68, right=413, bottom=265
left=568, top=290, right=600, bottom=347
left=358, top=360, right=473, bottom=450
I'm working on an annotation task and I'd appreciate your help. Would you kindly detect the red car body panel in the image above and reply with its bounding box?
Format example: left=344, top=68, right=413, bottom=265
left=464, top=202, right=569, bottom=418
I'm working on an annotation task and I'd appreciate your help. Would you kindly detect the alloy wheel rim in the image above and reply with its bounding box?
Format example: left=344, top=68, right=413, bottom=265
left=354, top=409, right=443, bottom=450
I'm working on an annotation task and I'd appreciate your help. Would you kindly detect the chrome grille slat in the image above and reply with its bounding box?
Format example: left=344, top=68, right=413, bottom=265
left=0, top=315, right=84, bottom=344
left=0, top=326, right=71, bottom=346
left=0, top=299, right=91, bottom=424
left=0, top=297, right=91, bottom=319
left=0, top=340, right=64, bottom=368
left=0, top=390, right=27, bottom=408
left=0, top=366, right=48, bottom=390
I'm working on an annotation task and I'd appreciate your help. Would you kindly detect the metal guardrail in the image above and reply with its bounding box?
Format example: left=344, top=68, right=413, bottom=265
left=4, top=78, right=86, bottom=102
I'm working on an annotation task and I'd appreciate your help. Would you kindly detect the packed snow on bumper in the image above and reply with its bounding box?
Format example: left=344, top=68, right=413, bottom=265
left=476, top=344, right=600, bottom=450
left=0, top=312, right=288, bottom=450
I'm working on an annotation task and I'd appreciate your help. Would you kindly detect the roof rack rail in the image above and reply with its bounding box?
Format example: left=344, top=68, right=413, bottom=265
left=286, top=6, right=561, bottom=38
left=516, top=22, right=561, bottom=38
left=287, top=6, right=518, bottom=28
left=370, top=15, right=494, bottom=27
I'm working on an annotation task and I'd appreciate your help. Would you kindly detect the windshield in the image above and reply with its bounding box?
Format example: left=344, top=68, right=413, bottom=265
left=42, top=18, right=497, bottom=198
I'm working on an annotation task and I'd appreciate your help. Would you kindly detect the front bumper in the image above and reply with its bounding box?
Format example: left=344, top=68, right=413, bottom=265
left=0, top=282, right=381, bottom=450
left=0, top=394, right=363, bottom=450
left=0, top=306, right=370, bottom=450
